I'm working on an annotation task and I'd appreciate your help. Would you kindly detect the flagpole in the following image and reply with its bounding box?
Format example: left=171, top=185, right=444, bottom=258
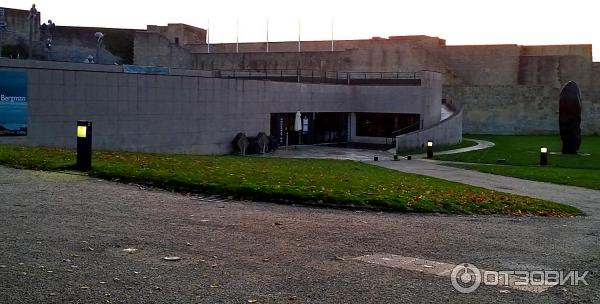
left=266, top=19, right=269, bottom=53
left=207, top=18, right=210, bottom=54
left=298, top=18, right=301, bottom=53
left=331, top=17, right=334, bottom=52
left=236, top=18, right=239, bottom=53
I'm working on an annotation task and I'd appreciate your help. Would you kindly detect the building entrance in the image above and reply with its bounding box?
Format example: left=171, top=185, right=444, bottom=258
left=270, top=112, right=349, bottom=146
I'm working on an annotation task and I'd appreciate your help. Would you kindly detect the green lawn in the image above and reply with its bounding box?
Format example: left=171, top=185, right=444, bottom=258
left=435, top=135, right=600, bottom=190
left=0, top=144, right=580, bottom=216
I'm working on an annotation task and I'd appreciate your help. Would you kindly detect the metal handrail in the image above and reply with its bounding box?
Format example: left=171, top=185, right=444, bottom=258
left=216, top=68, right=422, bottom=85
left=390, top=122, right=421, bottom=137
left=384, top=122, right=421, bottom=146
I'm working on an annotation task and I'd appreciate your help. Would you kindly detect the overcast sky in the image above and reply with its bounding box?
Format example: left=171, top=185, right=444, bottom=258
left=3, top=0, right=599, bottom=61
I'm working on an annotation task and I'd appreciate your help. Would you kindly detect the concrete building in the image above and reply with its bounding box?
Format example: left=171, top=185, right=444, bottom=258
left=0, top=58, right=444, bottom=154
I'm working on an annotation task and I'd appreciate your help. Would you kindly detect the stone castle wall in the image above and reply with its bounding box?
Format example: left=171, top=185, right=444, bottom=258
left=446, top=85, right=600, bottom=135
left=136, top=37, right=451, bottom=76
left=134, top=31, right=193, bottom=68
left=146, top=24, right=206, bottom=46
left=50, top=26, right=137, bottom=64
left=593, top=63, right=600, bottom=90
left=444, top=45, right=521, bottom=86
left=0, top=7, right=40, bottom=44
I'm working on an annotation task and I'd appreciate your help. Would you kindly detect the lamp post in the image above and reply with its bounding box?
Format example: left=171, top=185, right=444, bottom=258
left=540, top=147, right=548, bottom=166
left=95, top=32, right=104, bottom=64
left=76, top=120, right=93, bottom=171
left=426, top=140, right=434, bottom=159
left=28, top=4, right=38, bottom=59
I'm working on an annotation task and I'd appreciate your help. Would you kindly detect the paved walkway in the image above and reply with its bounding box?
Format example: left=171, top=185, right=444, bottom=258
left=270, top=145, right=392, bottom=161
left=374, top=159, right=600, bottom=217
left=395, top=138, right=495, bottom=159
left=271, top=138, right=494, bottom=162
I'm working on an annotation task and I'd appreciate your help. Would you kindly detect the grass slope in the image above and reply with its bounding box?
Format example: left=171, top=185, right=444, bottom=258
left=0, top=144, right=581, bottom=216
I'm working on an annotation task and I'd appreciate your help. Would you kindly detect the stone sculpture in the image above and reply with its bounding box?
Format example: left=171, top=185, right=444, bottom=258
left=559, top=81, right=582, bottom=154
left=256, top=132, right=269, bottom=154
left=232, top=133, right=249, bottom=156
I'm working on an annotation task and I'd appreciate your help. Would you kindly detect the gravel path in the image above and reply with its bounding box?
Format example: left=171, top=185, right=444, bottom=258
left=1, top=166, right=599, bottom=303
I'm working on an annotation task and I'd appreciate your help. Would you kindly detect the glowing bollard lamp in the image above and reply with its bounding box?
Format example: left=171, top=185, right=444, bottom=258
left=76, top=120, right=93, bottom=171
left=540, top=147, right=548, bottom=166
left=426, top=140, right=434, bottom=159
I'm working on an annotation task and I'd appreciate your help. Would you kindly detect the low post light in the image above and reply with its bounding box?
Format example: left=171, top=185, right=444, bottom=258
left=76, top=120, right=92, bottom=171
left=374, top=156, right=379, bottom=162
left=540, top=146, right=548, bottom=166
left=426, top=140, right=434, bottom=159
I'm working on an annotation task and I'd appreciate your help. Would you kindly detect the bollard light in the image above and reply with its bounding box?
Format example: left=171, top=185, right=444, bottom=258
left=374, top=156, right=379, bottom=162
left=76, top=120, right=93, bottom=171
left=406, top=155, right=412, bottom=160
left=540, top=146, right=548, bottom=166
left=426, top=140, right=434, bottom=159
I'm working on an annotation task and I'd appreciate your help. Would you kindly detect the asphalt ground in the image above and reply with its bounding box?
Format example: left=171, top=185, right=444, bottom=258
left=1, top=166, right=599, bottom=303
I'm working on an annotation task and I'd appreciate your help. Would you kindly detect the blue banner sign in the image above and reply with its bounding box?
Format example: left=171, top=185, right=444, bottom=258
left=0, top=70, right=28, bottom=136
left=123, top=64, right=170, bottom=75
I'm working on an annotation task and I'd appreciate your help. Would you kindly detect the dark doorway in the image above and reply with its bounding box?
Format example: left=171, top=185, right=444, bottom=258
left=270, top=112, right=349, bottom=146
left=313, top=112, right=349, bottom=144
left=355, top=113, right=420, bottom=137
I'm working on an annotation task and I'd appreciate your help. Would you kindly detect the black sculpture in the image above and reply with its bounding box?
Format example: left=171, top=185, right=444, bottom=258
left=559, top=81, right=582, bottom=154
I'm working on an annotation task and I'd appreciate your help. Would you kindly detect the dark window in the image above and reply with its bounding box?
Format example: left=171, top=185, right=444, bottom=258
left=356, top=113, right=420, bottom=137
left=174, top=37, right=180, bottom=45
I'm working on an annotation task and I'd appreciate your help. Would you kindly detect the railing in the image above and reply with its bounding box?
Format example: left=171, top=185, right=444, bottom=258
left=214, top=69, right=422, bottom=86
left=385, top=122, right=421, bottom=145
left=0, top=58, right=425, bottom=86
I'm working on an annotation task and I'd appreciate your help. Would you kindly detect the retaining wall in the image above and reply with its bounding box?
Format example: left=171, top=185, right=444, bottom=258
left=395, top=108, right=463, bottom=152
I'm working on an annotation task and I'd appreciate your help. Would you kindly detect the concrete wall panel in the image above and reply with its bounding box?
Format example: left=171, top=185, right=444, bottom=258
left=395, top=108, right=463, bottom=151
left=0, top=59, right=441, bottom=154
